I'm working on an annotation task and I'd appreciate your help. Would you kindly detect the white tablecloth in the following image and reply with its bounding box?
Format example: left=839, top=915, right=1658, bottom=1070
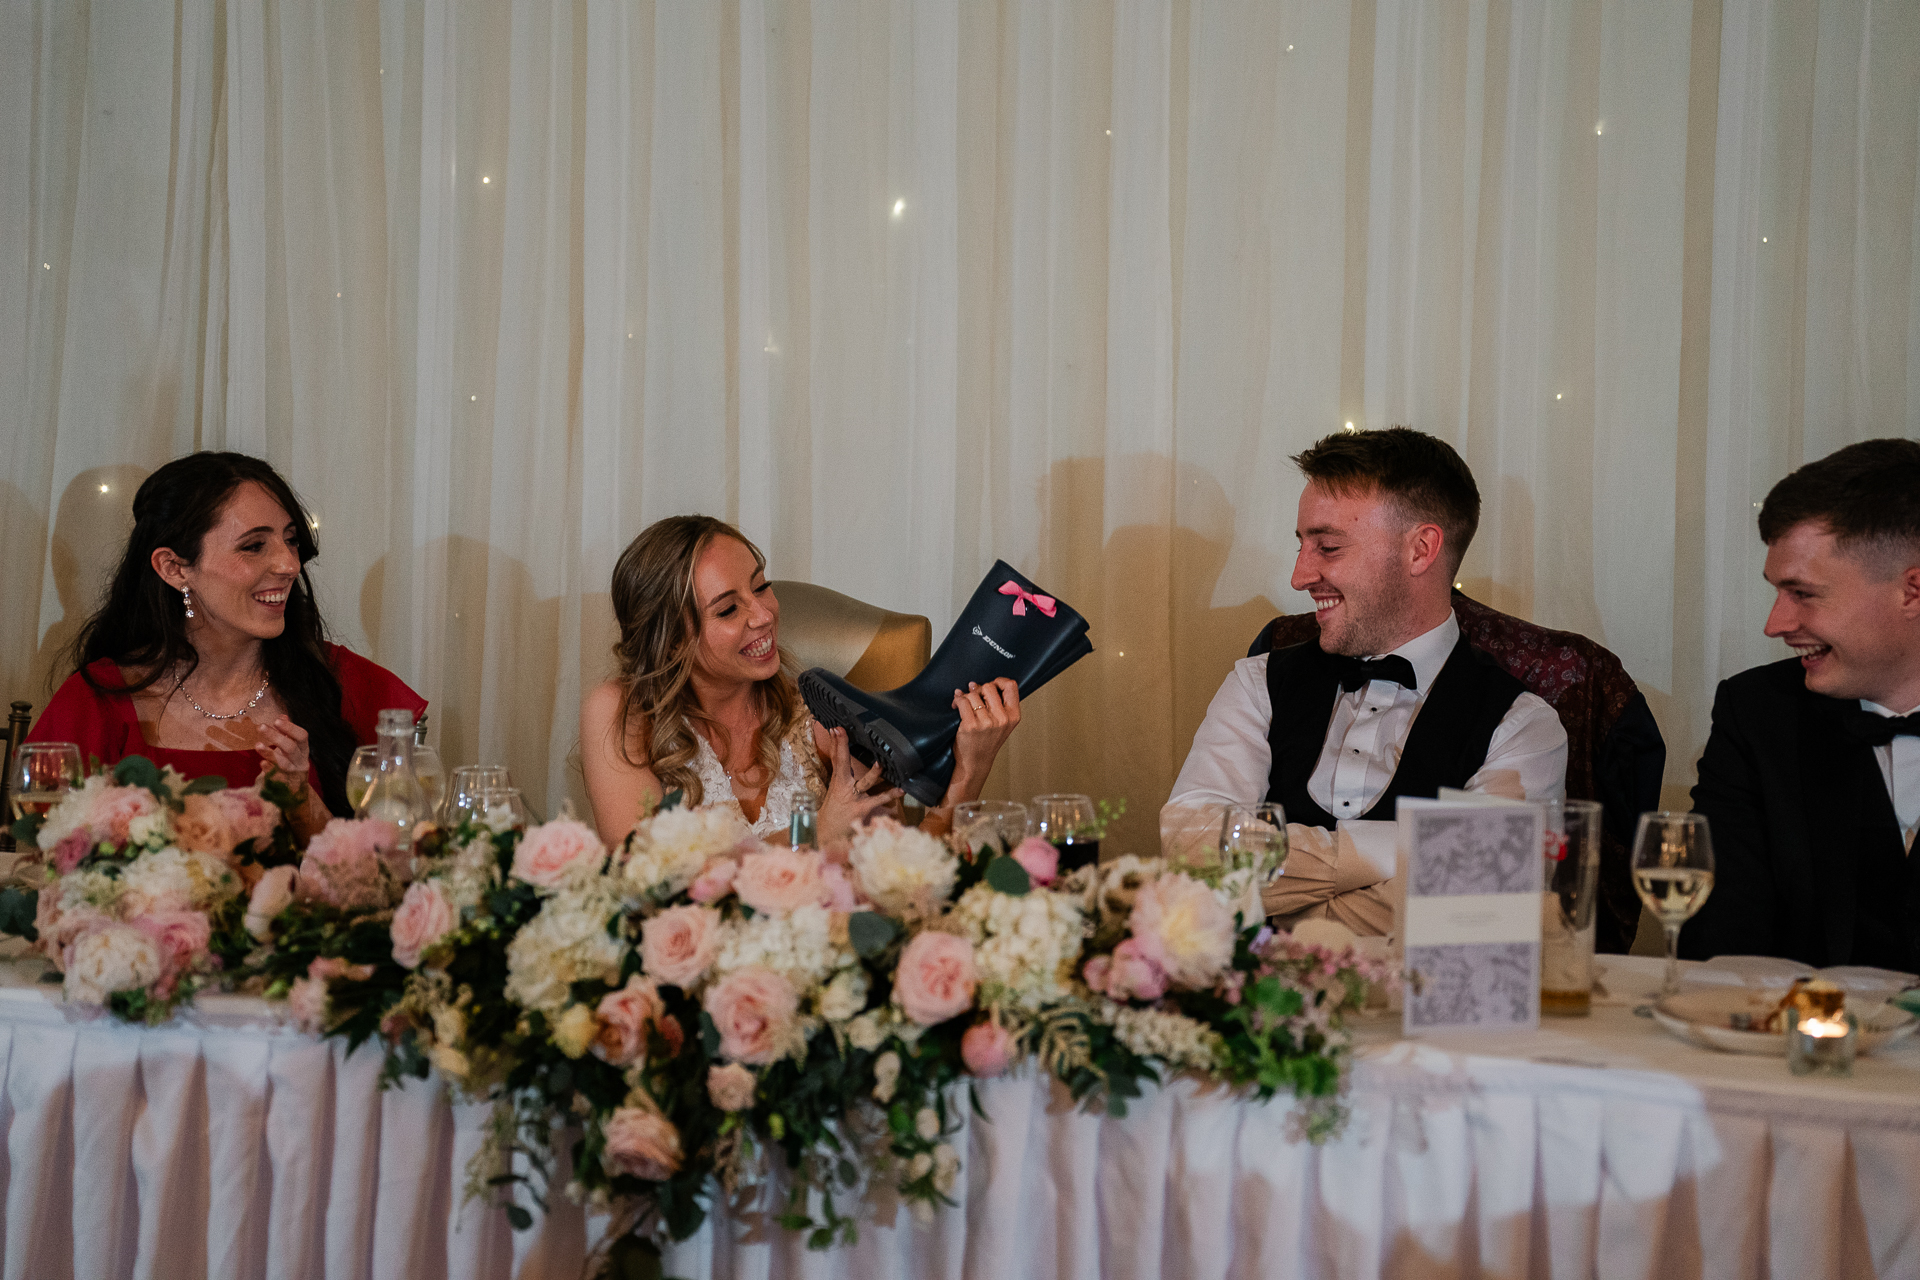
left=3, top=954, right=1916, bottom=1280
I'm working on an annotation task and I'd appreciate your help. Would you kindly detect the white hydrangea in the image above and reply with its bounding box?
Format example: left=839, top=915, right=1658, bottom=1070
left=58, top=868, right=124, bottom=913
left=948, top=883, right=1086, bottom=1011
left=712, top=904, right=852, bottom=994
left=504, top=883, right=626, bottom=1015
left=848, top=820, right=958, bottom=919
left=126, top=810, right=173, bottom=849
left=34, top=774, right=117, bottom=851
left=816, top=967, right=869, bottom=1023
left=1098, top=999, right=1227, bottom=1072
left=622, top=805, right=750, bottom=901
left=119, top=846, right=239, bottom=916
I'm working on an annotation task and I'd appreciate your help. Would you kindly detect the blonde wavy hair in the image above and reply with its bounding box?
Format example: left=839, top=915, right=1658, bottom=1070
left=608, top=515, right=804, bottom=807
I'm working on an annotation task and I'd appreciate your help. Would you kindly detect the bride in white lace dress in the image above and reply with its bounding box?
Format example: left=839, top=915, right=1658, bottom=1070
left=580, top=516, right=1021, bottom=845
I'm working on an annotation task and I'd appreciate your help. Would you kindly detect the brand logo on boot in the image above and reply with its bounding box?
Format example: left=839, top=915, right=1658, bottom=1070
left=972, top=625, right=1015, bottom=659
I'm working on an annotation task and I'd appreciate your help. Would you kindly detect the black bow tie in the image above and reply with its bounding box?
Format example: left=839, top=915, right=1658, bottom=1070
left=1333, top=653, right=1418, bottom=692
left=1844, top=706, right=1920, bottom=746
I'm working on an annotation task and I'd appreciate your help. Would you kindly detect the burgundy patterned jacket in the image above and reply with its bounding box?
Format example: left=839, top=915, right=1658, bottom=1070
left=1250, top=592, right=1666, bottom=954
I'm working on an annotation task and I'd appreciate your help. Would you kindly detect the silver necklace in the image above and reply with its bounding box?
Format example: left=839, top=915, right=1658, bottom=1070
left=176, top=669, right=271, bottom=721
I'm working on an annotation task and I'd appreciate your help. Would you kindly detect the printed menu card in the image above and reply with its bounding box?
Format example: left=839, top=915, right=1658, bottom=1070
left=1396, top=797, right=1544, bottom=1035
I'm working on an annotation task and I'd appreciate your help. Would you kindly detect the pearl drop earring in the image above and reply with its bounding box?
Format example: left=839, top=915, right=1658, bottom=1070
left=183, top=586, right=194, bottom=618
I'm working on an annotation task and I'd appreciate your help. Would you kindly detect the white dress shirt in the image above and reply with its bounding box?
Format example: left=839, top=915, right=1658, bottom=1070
left=1861, top=699, right=1920, bottom=853
left=1163, top=612, right=1569, bottom=887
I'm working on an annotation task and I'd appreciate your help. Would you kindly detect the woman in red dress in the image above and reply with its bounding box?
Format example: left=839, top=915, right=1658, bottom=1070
left=28, top=452, right=423, bottom=843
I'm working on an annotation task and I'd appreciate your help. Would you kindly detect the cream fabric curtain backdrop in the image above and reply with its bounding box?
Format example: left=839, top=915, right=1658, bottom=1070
left=4, top=0, right=1919, bottom=855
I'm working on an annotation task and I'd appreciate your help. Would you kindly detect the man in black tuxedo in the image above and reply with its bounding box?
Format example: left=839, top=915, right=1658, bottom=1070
left=1683, top=439, right=1920, bottom=970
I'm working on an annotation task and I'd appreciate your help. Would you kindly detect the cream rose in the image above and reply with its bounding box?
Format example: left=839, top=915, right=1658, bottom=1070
left=892, top=930, right=978, bottom=1026
left=63, top=923, right=165, bottom=1005
left=707, top=1062, right=757, bottom=1112
left=173, top=793, right=237, bottom=857
left=639, top=904, right=722, bottom=989
left=391, top=880, right=458, bottom=969
left=601, top=1108, right=684, bottom=1182
left=244, top=865, right=298, bottom=941
left=702, top=966, right=799, bottom=1065
left=732, top=848, right=827, bottom=915
left=511, top=818, right=608, bottom=890
left=1129, top=872, right=1236, bottom=990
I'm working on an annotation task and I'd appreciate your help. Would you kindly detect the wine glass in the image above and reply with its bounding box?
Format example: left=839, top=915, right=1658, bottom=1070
left=1219, top=802, right=1288, bottom=879
left=9, top=742, right=83, bottom=823
left=951, top=800, right=1029, bottom=860
left=447, top=765, right=512, bottom=829
left=1631, top=811, right=1714, bottom=997
left=411, top=744, right=446, bottom=821
left=468, top=786, right=529, bottom=833
left=1030, top=794, right=1098, bottom=872
left=345, top=746, right=380, bottom=813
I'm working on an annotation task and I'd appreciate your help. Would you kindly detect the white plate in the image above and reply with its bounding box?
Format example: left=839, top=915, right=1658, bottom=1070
left=1651, top=987, right=1920, bottom=1056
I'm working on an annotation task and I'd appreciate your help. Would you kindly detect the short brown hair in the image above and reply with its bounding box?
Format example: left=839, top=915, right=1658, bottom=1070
left=1292, top=427, right=1481, bottom=572
left=1758, top=438, right=1920, bottom=579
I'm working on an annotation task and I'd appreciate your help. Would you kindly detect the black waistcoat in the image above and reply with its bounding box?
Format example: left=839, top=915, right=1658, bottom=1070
left=1847, top=766, right=1918, bottom=972
left=1264, top=634, right=1527, bottom=827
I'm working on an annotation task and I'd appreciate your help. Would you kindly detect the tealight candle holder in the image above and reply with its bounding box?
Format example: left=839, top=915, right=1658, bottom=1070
left=1788, top=1009, right=1858, bottom=1077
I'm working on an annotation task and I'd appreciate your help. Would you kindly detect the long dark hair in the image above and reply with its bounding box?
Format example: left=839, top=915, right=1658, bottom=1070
left=69, top=452, right=358, bottom=816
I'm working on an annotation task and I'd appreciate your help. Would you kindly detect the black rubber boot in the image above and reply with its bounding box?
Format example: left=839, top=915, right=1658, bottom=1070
left=799, top=561, right=1093, bottom=805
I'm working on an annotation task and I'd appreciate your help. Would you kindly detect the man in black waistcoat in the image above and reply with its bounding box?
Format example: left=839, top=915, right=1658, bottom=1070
left=1682, top=439, right=1920, bottom=971
left=1163, top=428, right=1568, bottom=933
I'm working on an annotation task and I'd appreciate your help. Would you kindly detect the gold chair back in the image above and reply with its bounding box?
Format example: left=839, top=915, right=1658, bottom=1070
left=771, top=581, right=931, bottom=692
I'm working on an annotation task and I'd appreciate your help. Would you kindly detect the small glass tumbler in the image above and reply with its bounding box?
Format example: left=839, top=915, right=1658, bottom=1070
left=1788, top=1009, right=1858, bottom=1077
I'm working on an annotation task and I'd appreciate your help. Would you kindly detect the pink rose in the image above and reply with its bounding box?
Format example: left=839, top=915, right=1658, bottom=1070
left=52, top=829, right=93, bottom=875
left=93, top=786, right=160, bottom=845
left=702, top=966, right=798, bottom=1064
left=511, top=818, right=607, bottom=889
left=287, top=976, right=328, bottom=1032
left=893, top=931, right=978, bottom=1026
left=1010, top=836, right=1060, bottom=887
left=688, top=858, right=739, bottom=904
left=174, top=793, right=237, bottom=858
left=391, top=880, right=458, bottom=969
left=733, top=848, right=827, bottom=915
left=961, top=1020, right=1017, bottom=1076
left=1104, top=937, right=1168, bottom=1002
left=601, top=1108, right=684, bottom=1182
left=639, top=905, right=722, bottom=989
left=298, top=817, right=404, bottom=909
left=593, top=976, right=681, bottom=1066
left=309, top=956, right=374, bottom=982
left=135, top=909, right=213, bottom=982
left=1081, top=954, right=1112, bottom=993
left=818, top=862, right=861, bottom=912
left=707, top=1062, right=757, bottom=1112
left=216, top=788, right=282, bottom=848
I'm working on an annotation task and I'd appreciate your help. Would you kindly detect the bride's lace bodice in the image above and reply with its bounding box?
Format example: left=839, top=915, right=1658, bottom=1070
left=690, top=717, right=825, bottom=838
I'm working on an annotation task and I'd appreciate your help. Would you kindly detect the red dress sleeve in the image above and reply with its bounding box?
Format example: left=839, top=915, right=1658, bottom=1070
left=26, top=663, right=139, bottom=771
left=329, top=644, right=428, bottom=745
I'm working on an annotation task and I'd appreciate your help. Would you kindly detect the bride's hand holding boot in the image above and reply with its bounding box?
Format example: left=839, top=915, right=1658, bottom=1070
left=919, top=679, right=1021, bottom=836
left=812, top=725, right=903, bottom=843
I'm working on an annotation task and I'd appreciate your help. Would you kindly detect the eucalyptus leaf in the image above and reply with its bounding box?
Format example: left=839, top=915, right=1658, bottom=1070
left=847, top=911, right=900, bottom=959
left=182, top=774, right=228, bottom=796
left=0, top=887, right=40, bottom=942
left=984, top=856, right=1031, bottom=896
left=9, top=814, right=42, bottom=850
left=112, top=755, right=164, bottom=795
left=504, top=1204, right=534, bottom=1231
left=659, top=788, right=684, bottom=813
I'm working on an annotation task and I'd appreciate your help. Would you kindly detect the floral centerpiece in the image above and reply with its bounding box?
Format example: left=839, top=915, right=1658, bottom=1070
left=3, top=767, right=1390, bottom=1278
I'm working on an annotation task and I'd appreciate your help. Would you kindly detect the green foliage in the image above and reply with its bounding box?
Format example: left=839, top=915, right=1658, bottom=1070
left=181, top=775, right=228, bottom=796
left=983, top=856, right=1031, bottom=896
left=847, top=911, right=899, bottom=958
left=0, top=887, right=40, bottom=942
left=111, top=755, right=164, bottom=795
left=10, top=813, right=43, bottom=849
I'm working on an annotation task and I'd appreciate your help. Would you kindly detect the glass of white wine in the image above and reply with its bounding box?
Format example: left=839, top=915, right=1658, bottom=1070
left=345, top=746, right=380, bottom=813
left=1219, top=802, right=1289, bottom=878
left=411, top=745, right=446, bottom=822
left=1630, top=810, right=1714, bottom=997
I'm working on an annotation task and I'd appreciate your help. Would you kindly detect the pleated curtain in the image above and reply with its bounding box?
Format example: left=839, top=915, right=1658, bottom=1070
left=4, top=0, right=1918, bottom=855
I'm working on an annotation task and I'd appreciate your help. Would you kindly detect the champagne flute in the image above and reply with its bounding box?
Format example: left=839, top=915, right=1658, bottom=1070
left=1030, top=794, right=1098, bottom=872
left=951, top=800, right=1029, bottom=860
left=1631, top=811, right=1714, bottom=997
left=345, top=746, right=380, bottom=813
left=9, top=742, right=83, bottom=822
left=1219, top=802, right=1288, bottom=878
